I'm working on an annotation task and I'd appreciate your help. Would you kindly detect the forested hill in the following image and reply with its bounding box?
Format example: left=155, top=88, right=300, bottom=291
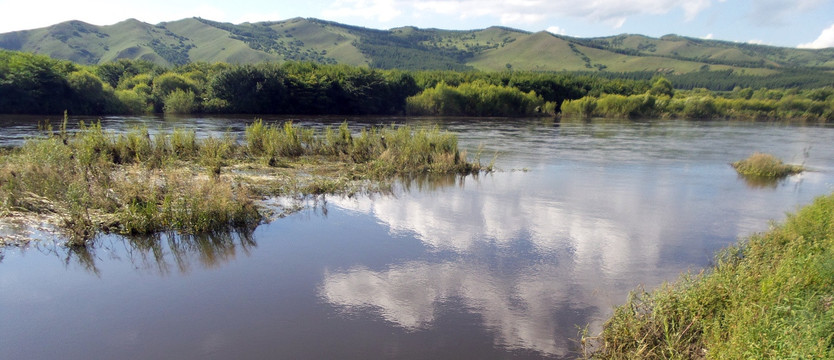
left=1, top=17, right=833, bottom=74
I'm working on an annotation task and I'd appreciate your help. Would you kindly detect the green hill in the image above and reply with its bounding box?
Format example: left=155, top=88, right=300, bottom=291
left=1, top=17, right=832, bottom=74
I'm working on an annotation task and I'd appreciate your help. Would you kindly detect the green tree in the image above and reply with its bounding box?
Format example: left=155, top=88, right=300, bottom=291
left=649, top=76, right=674, bottom=97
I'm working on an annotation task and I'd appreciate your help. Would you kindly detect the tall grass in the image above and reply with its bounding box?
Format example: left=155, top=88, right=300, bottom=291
left=243, top=120, right=486, bottom=175
left=0, top=120, right=485, bottom=245
left=583, top=193, right=834, bottom=359
left=732, top=152, right=804, bottom=178
left=0, top=123, right=254, bottom=245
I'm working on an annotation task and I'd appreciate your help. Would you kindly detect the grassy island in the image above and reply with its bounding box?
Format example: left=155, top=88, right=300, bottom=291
left=583, top=193, right=834, bottom=359
left=0, top=119, right=488, bottom=246
left=731, top=152, right=804, bottom=178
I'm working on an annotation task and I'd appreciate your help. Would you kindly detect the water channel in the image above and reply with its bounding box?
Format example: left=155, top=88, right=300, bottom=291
left=1, top=115, right=833, bottom=359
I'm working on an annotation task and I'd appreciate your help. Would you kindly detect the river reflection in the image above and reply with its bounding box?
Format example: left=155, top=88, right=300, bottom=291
left=25, top=230, right=257, bottom=276
left=318, top=170, right=678, bottom=356
left=322, top=261, right=585, bottom=356
left=3, top=117, right=834, bottom=360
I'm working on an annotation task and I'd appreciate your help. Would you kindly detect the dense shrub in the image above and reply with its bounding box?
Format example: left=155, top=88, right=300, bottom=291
left=406, top=81, right=546, bottom=116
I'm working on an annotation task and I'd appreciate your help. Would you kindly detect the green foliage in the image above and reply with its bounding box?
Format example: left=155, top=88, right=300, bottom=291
left=242, top=120, right=484, bottom=174
left=562, top=85, right=834, bottom=121
left=2, top=48, right=832, bottom=119
left=163, top=89, right=198, bottom=114
left=681, top=96, right=718, bottom=119
left=406, top=81, right=545, bottom=116
left=561, top=96, right=597, bottom=118
left=0, top=50, right=76, bottom=114
left=585, top=193, right=834, bottom=359
left=244, top=119, right=303, bottom=162
left=732, top=152, right=804, bottom=178
left=0, top=121, right=485, bottom=242
left=115, top=88, right=152, bottom=114
left=649, top=76, right=674, bottom=97
left=152, top=72, right=199, bottom=112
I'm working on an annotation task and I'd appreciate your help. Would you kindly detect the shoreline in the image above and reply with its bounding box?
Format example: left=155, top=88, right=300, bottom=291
left=0, top=120, right=489, bottom=247
left=583, top=192, right=834, bottom=358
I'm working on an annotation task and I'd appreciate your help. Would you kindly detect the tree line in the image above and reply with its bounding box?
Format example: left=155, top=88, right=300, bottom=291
left=1, top=49, right=832, bottom=120
left=562, top=78, right=834, bottom=121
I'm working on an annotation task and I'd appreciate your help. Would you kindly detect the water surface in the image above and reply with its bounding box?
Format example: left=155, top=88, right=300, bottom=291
left=2, top=116, right=833, bottom=359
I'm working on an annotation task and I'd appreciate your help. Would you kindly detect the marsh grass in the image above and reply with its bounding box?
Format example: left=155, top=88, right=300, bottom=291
left=583, top=193, right=834, bottom=359
left=0, top=119, right=485, bottom=245
left=731, top=152, right=804, bottom=178
left=244, top=119, right=486, bottom=175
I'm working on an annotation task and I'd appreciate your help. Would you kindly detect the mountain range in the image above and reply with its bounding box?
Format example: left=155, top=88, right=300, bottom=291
left=2, top=17, right=833, bottom=74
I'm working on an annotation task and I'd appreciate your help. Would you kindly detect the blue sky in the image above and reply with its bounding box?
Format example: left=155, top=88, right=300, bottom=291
left=1, top=0, right=833, bottom=48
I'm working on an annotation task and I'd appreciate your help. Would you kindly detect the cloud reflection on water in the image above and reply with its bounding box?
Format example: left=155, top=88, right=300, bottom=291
left=322, top=260, right=580, bottom=356
left=319, top=169, right=695, bottom=356
left=319, top=155, right=820, bottom=355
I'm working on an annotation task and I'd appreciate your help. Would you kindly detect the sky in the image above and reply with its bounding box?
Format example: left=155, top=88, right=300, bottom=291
left=1, top=0, right=833, bottom=49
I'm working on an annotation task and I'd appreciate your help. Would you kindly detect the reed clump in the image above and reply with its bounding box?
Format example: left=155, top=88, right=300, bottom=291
left=243, top=119, right=486, bottom=175
left=0, top=119, right=486, bottom=245
left=731, top=152, right=804, bottom=178
left=583, top=193, right=834, bottom=359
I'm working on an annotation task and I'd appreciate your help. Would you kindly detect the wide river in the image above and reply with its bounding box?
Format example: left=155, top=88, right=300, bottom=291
left=1, top=115, right=833, bottom=359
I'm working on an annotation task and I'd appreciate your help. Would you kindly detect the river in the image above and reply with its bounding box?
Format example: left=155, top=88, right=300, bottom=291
left=1, top=115, right=833, bottom=359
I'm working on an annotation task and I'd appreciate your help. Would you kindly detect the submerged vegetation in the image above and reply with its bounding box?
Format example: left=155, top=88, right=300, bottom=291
left=583, top=193, right=834, bottom=359
left=0, top=118, right=487, bottom=246
left=732, top=152, right=804, bottom=178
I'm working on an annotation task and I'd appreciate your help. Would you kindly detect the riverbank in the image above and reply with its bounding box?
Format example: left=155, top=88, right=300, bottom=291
left=583, top=193, right=834, bottom=359
left=0, top=119, right=488, bottom=246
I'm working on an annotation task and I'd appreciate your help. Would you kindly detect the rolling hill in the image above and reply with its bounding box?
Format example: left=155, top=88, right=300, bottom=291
left=1, top=17, right=833, bottom=74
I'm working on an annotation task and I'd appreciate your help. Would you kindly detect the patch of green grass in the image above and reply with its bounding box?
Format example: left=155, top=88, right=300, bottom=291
left=583, top=193, right=834, bottom=359
left=0, top=120, right=486, bottom=245
left=732, top=152, right=804, bottom=178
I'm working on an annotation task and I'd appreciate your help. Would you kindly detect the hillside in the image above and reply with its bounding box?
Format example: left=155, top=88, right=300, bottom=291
left=1, top=17, right=833, bottom=74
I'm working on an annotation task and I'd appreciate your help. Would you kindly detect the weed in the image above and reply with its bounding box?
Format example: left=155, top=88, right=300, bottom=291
left=732, top=152, right=804, bottom=178
left=583, top=193, right=834, bottom=359
left=0, top=120, right=486, bottom=244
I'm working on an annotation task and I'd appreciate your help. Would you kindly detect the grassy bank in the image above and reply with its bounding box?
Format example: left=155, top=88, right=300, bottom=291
left=0, top=119, right=487, bottom=246
left=583, top=193, right=834, bottom=359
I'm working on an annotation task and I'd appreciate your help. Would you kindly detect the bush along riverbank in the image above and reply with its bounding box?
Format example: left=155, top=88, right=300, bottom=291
left=582, top=193, right=834, bottom=359
left=0, top=119, right=489, bottom=246
left=561, top=78, right=834, bottom=122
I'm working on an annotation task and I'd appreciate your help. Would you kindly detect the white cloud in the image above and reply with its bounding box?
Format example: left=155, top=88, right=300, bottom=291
left=703, top=33, right=714, bottom=39
left=750, top=0, right=825, bottom=26
left=323, top=0, right=719, bottom=28
left=322, top=0, right=403, bottom=22
left=798, top=23, right=834, bottom=49
left=546, top=26, right=566, bottom=35
left=0, top=0, right=237, bottom=32
left=608, top=17, right=627, bottom=29
left=681, top=0, right=712, bottom=20
left=747, top=39, right=765, bottom=45
left=192, top=5, right=228, bottom=22
left=233, top=12, right=285, bottom=24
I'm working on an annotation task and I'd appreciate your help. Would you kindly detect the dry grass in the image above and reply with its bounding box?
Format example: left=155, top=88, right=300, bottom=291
left=0, top=119, right=487, bottom=246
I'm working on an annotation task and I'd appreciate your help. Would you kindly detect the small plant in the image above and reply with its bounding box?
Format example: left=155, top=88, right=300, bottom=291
left=732, top=152, right=804, bottom=178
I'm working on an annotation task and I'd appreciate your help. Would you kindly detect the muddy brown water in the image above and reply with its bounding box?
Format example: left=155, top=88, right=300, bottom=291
left=2, top=116, right=833, bottom=359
